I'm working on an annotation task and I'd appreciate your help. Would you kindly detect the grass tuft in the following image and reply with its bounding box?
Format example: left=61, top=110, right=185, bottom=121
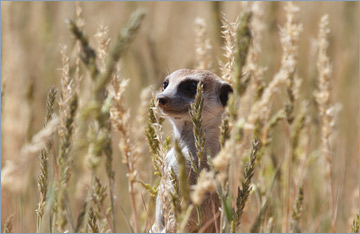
left=235, top=139, right=259, bottom=227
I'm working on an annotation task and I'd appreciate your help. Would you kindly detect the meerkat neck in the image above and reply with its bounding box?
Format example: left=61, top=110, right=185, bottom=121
left=171, top=118, right=221, bottom=160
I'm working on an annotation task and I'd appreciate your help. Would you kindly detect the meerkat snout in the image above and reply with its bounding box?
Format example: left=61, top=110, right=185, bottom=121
left=157, top=94, right=169, bottom=107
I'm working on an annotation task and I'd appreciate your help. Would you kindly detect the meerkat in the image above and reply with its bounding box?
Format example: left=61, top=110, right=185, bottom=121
left=151, top=69, right=233, bottom=233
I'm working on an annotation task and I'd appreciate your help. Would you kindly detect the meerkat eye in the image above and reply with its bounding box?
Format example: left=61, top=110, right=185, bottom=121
left=163, top=81, right=169, bottom=90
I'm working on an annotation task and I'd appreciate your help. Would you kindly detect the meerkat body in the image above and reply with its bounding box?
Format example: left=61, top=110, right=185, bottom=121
left=152, top=69, right=232, bottom=233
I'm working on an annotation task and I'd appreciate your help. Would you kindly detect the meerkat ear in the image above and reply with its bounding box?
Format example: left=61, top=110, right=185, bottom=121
left=219, top=83, right=233, bottom=107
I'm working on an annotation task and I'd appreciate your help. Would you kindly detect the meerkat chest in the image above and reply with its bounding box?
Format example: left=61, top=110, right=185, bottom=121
left=165, top=146, right=192, bottom=172
left=165, top=148, right=178, bottom=172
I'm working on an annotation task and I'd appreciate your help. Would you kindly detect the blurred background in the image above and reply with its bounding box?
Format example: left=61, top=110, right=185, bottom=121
left=1, top=1, right=358, bottom=233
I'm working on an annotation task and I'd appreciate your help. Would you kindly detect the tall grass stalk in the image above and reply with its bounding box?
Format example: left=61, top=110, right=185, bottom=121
left=314, top=14, right=337, bottom=231
left=189, top=82, right=206, bottom=230
left=189, top=82, right=205, bottom=171
left=279, top=3, right=303, bottom=231
left=233, top=11, right=252, bottom=96
left=227, top=12, right=252, bottom=231
left=68, top=8, right=145, bottom=233
left=36, top=87, right=57, bottom=233
left=110, top=76, right=140, bottom=232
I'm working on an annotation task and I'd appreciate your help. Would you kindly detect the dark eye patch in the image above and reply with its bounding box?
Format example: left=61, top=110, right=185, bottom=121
left=178, top=80, right=199, bottom=99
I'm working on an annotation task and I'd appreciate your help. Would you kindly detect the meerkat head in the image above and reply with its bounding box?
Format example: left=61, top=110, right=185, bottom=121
left=157, top=69, right=233, bottom=123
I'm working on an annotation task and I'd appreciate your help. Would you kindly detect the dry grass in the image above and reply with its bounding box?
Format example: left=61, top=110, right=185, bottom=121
left=1, top=1, right=359, bottom=233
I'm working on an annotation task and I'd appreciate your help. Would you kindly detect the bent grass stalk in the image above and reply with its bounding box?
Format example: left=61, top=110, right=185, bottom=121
left=68, top=8, right=146, bottom=233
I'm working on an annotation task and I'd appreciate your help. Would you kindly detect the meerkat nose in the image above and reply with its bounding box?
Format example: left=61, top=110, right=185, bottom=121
left=157, top=95, right=169, bottom=106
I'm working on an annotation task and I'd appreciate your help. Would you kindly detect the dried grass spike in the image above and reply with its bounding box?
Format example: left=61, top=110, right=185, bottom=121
left=191, top=170, right=216, bottom=205
left=351, top=213, right=359, bottom=233
left=314, top=14, right=336, bottom=230
left=88, top=207, right=99, bottom=233
left=235, top=139, right=259, bottom=227
left=234, top=12, right=252, bottom=96
left=290, top=185, right=304, bottom=233
left=3, top=213, right=15, bottom=233
left=95, top=24, right=111, bottom=72
left=219, top=12, right=238, bottom=84
left=189, top=82, right=205, bottom=170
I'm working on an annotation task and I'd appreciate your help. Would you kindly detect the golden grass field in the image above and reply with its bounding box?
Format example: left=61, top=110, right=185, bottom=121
left=1, top=1, right=359, bottom=233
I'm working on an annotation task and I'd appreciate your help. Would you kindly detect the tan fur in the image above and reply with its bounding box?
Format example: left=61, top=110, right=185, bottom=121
left=151, top=69, right=232, bottom=233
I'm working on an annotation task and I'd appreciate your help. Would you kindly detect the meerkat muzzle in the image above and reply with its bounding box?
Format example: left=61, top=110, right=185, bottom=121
left=157, top=94, right=169, bottom=107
